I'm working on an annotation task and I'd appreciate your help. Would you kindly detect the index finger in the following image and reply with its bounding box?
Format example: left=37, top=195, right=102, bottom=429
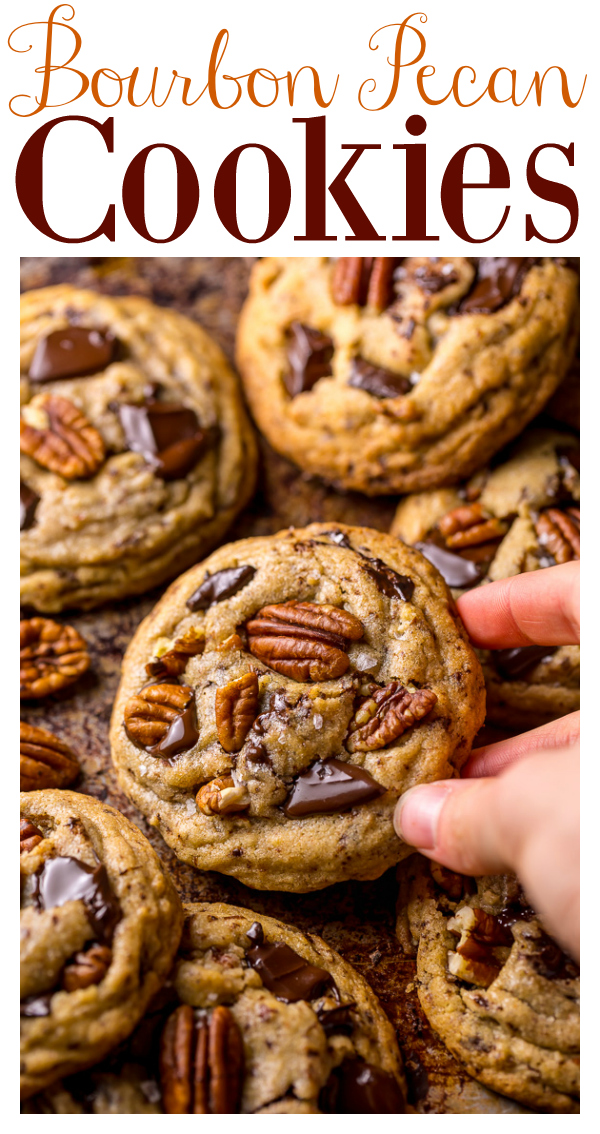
left=456, top=561, right=580, bottom=648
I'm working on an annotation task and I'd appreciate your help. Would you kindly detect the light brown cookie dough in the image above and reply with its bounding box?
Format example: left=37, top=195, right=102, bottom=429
left=24, top=901, right=406, bottom=1114
left=391, top=428, right=580, bottom=728
left=110, top=523, right=485, bottom=891
left=397, top=857, right=579, bottom=1113
left=235, top=257, right=578, bottom=495
left=20, top=790, right=183, bottom=1098
left=20, top=286, right=257, bottom=612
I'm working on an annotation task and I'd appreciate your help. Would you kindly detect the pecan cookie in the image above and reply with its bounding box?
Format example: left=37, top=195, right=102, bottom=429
left=235, top=257, right=578, bottom=495
left=110, top=523, right=485, bottom=891
left=24, top=901, right=406, bottom=1114
left=391, top=428, right=580, bottom=728
left=20, top=790, right=183, bottom=1098
left=20, top=286, right=256, bottom=612
left=396, top=857, right=579, bottom=1113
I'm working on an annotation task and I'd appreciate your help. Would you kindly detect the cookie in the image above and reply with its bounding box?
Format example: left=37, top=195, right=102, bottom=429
left=396, top=857, right=579, bottom=1113
left=20, top=286, right=257, bottom=611
left=20, top=790, right=183, bottom=1097
left=391, top=429, right=580, bottom=728
left=235, top=257, right=578, bottom=495
left=110, top=523, right=485, bottom=891
left=24, top=901, right=406, bottom=1114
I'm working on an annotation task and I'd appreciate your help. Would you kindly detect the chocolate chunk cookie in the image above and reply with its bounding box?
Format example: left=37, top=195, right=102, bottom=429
left=20, top=790, right=183, bottom=1097
left=24, top=901, right=406, bottom=1113
left=391, top=428, right=580, bottom=728
left=110, top=524, right=485, bottom=891
left=20, top=286, right=256, bottom=611
left=397, top=857, right=579, bottom=1113
left=235, top=258, right=578, bottom=494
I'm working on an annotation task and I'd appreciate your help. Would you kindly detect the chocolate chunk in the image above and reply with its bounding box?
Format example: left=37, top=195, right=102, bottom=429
left=413, top=264, right=458, bottom=293
left=148, top=701, right=198, bottom=758
left=20, top=481, right=40, bottom=531
left=459, top=258, right=537, bottom=315
left=20, top=992, right=53, bottom=1017
left=285, top=322, right=333, bottom=397
left=119, top=401, right=206, bottom=480
left=317, top=1003, right=355, bottom=1037
left=323, top=529, right=352, bottom=548
left=245, top=740, right=272, bottom=768
left=405, top=1057, right=430, bottom=1104
left=361, top=557, right=414, bottom=601
left=186, top=565, right=256, bottom=611
left=29, top=327, right=116, bottom=382
left=493, top=645, right=557, bottom=680
left=33, top=856, right=120, bottom=942
left=284, top=759, right=386, bottom=817
left=348, top=358, right=411, bottom=399
left=246, top=940, right=335, bottom=1002
left=496, top=900, right=537, bottom=931
left=320, top=1059, right=405, bottom=1114
left=416, top=541, right=482, bottom=589
left=528, top=929, right=578, bottom=980
left=246, top=921, right=264, bottom=945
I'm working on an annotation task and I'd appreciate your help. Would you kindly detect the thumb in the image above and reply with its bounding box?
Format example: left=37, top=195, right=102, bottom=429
left=394, top=778, right=510, bottom=876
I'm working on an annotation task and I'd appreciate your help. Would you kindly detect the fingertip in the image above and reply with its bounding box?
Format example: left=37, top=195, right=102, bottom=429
left=394, top=782, right=455, bottom=849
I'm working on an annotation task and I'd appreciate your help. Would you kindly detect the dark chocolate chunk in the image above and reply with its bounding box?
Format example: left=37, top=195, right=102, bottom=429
left=20, top=992, right=53, bottom=1017
left=246, top=940, right=335, bottom=1002
left=148, top=701, right=199, bottom=758
left=246, top=921, right=264, bottom=945
left=119, top=401, right=206, bottom=480
left=33, top=856, right=120, bottom=943
left=29, top=327, right=116, bottom=382
left=285, top=322, right=333, bottom=397
left=316, top=1003, right=355, bottom=1037
left=496, top=900, right=537, bottom=931
left=244, top=740, right=272, bottom=768
left=320, top=1059, right=405, bottom=1114
left=361, top=557, right=414, bottom=601
left=348, top=358, right=411, bottom=399
left=323, top=529, right=352, bottom=548
left=283, top=759, right=386, bottom=818
left=416, top=541, right=482, bottom=589
left=20, top=481, right=40, bottom=531
left=412, top=264, right=458, bottom=293
left=459, top=258, right=537, bottom=315
left=405, top=1057, right=430, bottom=1104
left=493, top=645, right=557, bottom=680
left=186, top=565, right=256, bottom=611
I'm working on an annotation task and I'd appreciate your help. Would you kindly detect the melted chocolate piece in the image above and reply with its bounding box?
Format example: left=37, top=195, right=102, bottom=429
left=20, top=992, right=53, bottom=1017
left=187, top=565, right=256, bottom=611
left=321, top=1059, right=405, bottom=1114
left=348, top=358, right=411, bottom=399
left=316, top=1003, right=355, bottom=1037
left=459, top=258, right=537, bottom=315
left=148, top=701, right=199, bottom=758
left=528, top=929, right=579, bottom=980
left=119, top=401, right=206, bottom=480
left=284, top=759, right=386, bottom=818
left=496, top=900, right=537, bottom=931
left=246, top=921, right=264, bottom=945
left=285, top=322, right=333, bottom=397
left=29, top=327, right=116, bottom=382
left=20, top=481, right=40, bottom=531
left=247, top=941, right=335, bottom=1002
left=324, top=529, right=352, bottom=548
left=33, top=856, right=120, bottom=942
left=416, top=540, right=482, bottom=589
left=244, top=740, right=272, bottom=768
left=362, top=557, right=414, bottom=601
left=412, top=264, right=458, bottom=293
left=405, top=1057, right=430, bottom=1104
left=493, top=645, right=557, bottom=679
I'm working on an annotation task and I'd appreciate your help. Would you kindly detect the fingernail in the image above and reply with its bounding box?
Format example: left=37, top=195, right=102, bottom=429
left=394, top=783, right=454, bottom=849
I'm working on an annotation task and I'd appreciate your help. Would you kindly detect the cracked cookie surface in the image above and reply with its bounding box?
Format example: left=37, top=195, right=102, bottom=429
left=235, top=257, right=578, bottom=494
left=396, top=857, right=579, bottom=1113
left=20, top=286, right=256, bottom=612
left=110, top=523, right=485, bottom=891
left=391, top=428, right=580, bottom=728
left=20, top=790, right=183, bottom=1097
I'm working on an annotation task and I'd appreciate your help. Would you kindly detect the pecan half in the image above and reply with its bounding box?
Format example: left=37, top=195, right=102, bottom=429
left=437, top=503, right=508, bottom=550
left=146, top=628, right=205, bottom=679
left=20, top=720, right=80, bottom=791
left=20, top=818, right=43, bottom=854
left=124, top=683, right=194, bottom=748
left=332, top=258, right=398, bottom=311
left=535, top=507, right=580, bottom=563
left=447, top=906, right=513, bottom=987
left=215, top=672, right=259, bottom=753
left=20, top=395, right=106, bottom=480
left=246, top=601, right=363, bottom=682
left=20, top=619, right=91, bottom=699
left=62, top=944, right=112, bottom=992
left=196, top=774, right=250, bottom=816
left=347, top=682, right=436, bottom=752
left=159, top=1004, right=244, bottom=1114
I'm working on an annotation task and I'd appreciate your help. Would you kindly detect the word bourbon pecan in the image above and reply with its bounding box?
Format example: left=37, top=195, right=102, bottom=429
left=346, top=681, right=437, bottom=752
left=20, top=720, right=80, bottom=791
left=124, top=682, right=194, bottom=748
left=20, top=818, right=43, bottom=854
left=196, top=774, right=250, bottom=816
left=20, top=394, right=106, bottom=480
left=215, top=672, right=259, bottom=753
left=246, top=601, right=364, bottom=682
left=62, top=944, right=112, bottom=992
left=332, top=258, right=398, bottom=311
left=20, top=618, right=91, bottom=699
left=159, top=1003, right=244, bottom=1114
left=535, top=507, right=580, bottom=563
